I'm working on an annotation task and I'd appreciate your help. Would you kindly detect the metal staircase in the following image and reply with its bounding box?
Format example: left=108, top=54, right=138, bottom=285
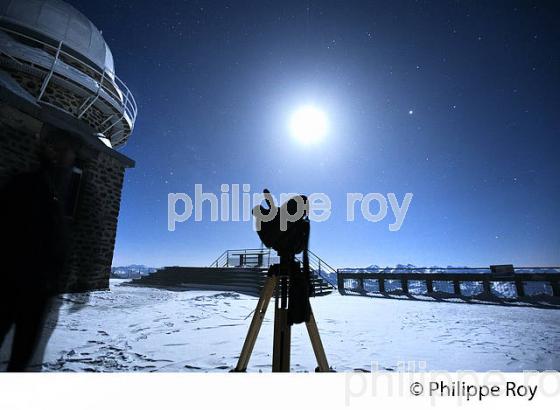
left=210, top=248, right=337, bottom=296
left=131, top=248, right=336, bottom=297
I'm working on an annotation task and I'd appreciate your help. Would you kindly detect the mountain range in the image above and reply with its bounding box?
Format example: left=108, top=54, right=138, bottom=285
left=111, top=265, right=157, bottom=279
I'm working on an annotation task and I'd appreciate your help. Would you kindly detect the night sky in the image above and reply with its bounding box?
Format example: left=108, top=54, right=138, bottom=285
left=69, top=0, right=559, bottom=268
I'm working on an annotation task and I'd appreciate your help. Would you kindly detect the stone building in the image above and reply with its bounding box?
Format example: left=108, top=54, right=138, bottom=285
left=0, top=0, right=137, bottom=291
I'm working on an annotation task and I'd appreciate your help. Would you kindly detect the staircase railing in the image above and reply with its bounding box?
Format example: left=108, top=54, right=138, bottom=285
left=209, top=250, right=228, bottom=268
left=297, top=250, right=338, bottom=288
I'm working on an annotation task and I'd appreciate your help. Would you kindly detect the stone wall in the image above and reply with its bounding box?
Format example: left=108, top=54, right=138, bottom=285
left=0, top=103, right=127, bottom=292
left=65, top=148, right=126, bottom=291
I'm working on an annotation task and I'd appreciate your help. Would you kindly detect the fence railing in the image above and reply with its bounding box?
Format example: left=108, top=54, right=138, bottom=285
left=209, top=248, right=273, bottom=268
left=337, top=266, right=560, bottom=298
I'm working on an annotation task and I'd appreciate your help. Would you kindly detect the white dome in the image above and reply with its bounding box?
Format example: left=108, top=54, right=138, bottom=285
left=0, top=0, right=114, bottom=73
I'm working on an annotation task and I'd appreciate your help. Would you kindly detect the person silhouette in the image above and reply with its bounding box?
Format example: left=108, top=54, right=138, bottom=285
left=0, top=127, right=77, bottom=372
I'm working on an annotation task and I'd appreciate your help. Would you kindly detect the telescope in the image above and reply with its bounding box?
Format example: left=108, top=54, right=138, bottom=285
left=233, top=189, right=330, bottom=372
left=254, top=189, right=311, bottom=324
left=255, top=189, right=309, bottom=257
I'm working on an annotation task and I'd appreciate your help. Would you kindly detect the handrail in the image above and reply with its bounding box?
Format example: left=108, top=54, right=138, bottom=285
left=0, top=26, right=137, bottom=141
left=222, top=248, right=269, bottom=253
left=308, top=250, right=337, bottom=273
left=338, top=266, right=560, bottom=273
left=338, top=271, right=560, bottom=280
left=297, top=252, right=337, bottom=288
left=209, top=250, right=228, bottom=268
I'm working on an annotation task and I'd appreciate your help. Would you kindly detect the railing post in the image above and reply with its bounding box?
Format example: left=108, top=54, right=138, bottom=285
left=357, top=277, right=364, bottom=293
left=337, top=271, right=345, bottom=294
left=426, top=279, right=434, bottom=293
left=378, top=278, right=385, bottom=293
left=453, top=280, right=461, bottom=296
left=483, top=280, right=492, bottom=296
left=550, top=281, right=560, bottom=297
left=78, top=69, right=105, bottom=119
left=37, top=40, right=63, bottom=101
left=515, top=280, right=525, bottom=297
left=401, top=278, right=409, bottom=293
left=123, top=89, right=130, bottom=109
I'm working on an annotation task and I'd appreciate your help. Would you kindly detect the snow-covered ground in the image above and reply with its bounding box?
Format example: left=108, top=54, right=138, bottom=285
left=1, top=279, right=559, bottom=372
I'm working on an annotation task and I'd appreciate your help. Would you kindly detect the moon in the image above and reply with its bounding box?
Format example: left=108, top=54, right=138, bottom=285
left=289, top=105, right=328, bottom=144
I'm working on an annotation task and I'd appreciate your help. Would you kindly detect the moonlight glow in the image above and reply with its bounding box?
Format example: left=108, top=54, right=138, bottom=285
left=289, top=106, right=328, bottom=144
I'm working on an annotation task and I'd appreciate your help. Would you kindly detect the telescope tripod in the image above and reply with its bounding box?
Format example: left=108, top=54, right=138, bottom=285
left=233, top=257, right=330, bottom=372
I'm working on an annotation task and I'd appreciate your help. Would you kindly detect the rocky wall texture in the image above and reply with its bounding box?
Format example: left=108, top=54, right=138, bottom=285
left=0, top=103, right=126, bottom=292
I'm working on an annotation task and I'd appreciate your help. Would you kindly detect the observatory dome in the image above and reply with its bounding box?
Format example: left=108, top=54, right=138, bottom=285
left=0, top=0, right=137, bottom=148
left=0, top=0, right=114, bottom=73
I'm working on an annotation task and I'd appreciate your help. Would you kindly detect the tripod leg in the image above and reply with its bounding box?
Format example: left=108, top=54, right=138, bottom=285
left=305, top=308, right=330, bottom=372
left=272, top=306, right=291, bottom=372
left=234, top=276, right=277, bottom=372
left=272, top=276, right=291, bottom=372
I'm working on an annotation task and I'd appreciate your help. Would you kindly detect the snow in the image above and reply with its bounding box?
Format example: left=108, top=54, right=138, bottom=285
left=1, top=279, right=559, bottom=372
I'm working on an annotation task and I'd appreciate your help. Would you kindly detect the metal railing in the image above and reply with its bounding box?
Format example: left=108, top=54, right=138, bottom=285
left=209, top=248, right=274, bottom=268
left=303, top=250, right=338, bottom=288
left=0, top=25, right=137, bottom=146
left=209, top=248, right=337, bottom=289
left=337, top=266, right=560, bottom=273
left=337, top=266, right=560, bottom=298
